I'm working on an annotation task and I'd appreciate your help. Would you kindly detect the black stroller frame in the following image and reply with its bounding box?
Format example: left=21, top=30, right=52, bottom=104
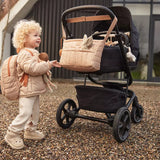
left=56, top=5, right=144, bottom=143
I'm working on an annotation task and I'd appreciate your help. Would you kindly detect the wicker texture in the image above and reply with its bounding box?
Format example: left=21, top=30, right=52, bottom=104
left=60, top=39, right=105, bottom=72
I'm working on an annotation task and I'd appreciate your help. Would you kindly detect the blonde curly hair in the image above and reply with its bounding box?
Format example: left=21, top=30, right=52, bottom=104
left=12, top=19, right=42, bottom=49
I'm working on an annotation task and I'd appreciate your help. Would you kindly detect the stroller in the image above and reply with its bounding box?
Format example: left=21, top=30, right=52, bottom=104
left=56, top=5, right=143, bottom=143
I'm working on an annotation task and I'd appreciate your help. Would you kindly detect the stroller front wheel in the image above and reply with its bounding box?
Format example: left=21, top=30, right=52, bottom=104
left=56, top=99, right=78, bottom=129
left=113, top=107, right=131, bottom=143
left=131, top=105, right=143, bottom=123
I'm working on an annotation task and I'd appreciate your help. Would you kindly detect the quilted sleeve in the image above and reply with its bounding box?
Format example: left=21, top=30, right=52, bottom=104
left=17, top=50, right=51, bottom=76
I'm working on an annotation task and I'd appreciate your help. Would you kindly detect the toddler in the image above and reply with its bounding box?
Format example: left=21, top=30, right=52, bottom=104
left=4, top=19, right=61, bottom=149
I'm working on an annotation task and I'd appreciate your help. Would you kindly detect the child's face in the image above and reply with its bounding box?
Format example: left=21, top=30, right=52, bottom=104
left=24, top=30, right=41, bottom=49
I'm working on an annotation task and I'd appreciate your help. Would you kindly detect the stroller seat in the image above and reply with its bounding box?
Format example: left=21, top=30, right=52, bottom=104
left=95, top=45, right=138, bottom=74
left=98, top=46, right=127, bottom=73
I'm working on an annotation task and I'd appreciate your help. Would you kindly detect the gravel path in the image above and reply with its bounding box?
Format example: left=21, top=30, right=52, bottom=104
left=0, top=81, right=159, bottom=159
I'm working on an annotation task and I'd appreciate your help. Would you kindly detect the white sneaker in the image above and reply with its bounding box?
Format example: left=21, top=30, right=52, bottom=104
left=24, top=130, right=45, bottom=140
left=4, top=130, right=24, bottom=149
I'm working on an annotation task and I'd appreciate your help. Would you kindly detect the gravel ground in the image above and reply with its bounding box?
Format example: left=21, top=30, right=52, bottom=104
left=0, top=80, right=160, bottom=160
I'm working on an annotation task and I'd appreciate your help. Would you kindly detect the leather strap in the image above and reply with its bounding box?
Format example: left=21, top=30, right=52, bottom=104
left=24, top=48, right=34, bottom=56
left=19, top=73, right=29, bottom=87
left=104, top=17, right=117, bottom=42
left=17, top=49, right=34, bottom=87
left=67, top=15, right=111, bottom=23
left=59, top=37, right=64, bottom=56
left=62, top=15, right=117, bottom=41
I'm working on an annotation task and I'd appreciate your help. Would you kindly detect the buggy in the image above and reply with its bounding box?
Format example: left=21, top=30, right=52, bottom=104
left=56, top=5, right=143, bottom=143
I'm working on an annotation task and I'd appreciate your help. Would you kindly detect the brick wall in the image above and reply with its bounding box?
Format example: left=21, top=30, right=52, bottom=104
left=0, top=0, right=19, bottom=20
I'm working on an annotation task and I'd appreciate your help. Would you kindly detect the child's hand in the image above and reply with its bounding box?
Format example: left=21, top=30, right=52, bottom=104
left=50, top=60, right=61, bottom=68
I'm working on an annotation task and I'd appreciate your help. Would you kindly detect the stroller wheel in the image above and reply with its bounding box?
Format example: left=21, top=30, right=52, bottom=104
left=131, top=105, right=143, bottom=123
left=56, top=99, right=77, bottom=129
left=113, top=107, right=131, bottom=143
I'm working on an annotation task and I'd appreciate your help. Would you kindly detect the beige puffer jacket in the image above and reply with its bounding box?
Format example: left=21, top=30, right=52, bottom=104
left=17, top=48, right=51, bottom=97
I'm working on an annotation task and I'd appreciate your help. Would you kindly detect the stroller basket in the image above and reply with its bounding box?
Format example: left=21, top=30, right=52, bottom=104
left=76, top=85, right=126, bottom=113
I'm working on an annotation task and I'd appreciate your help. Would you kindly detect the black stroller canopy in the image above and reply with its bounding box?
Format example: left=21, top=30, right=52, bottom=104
left=111, top=6, right=140, bottom=62
left=93, top=6, right=140, bottom=64
left=110, top=6, right=131, bottom=32
left=93, top=6, right=132, bottom=32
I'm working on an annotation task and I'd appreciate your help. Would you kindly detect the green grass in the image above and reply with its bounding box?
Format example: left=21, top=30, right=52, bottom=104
left=131, top=70, right=141, bottom=80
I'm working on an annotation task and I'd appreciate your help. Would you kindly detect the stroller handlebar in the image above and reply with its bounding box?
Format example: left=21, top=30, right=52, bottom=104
left=62, top=5, right=116, bottom=20
left=61, top=5, right=118, bottom=39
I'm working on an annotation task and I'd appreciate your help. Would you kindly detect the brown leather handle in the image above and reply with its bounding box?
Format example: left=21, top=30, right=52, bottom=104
left=67, top=15, right=111, bottom=23
left=62, top=15, right=117, bottom=41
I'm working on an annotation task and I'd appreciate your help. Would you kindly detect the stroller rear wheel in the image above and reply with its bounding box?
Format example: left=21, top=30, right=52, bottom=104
left=56, top=99, right=78, bottom=129
left=131, top=105, right=143, bottom=123
left=113, top=107, right=131, bottom=143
